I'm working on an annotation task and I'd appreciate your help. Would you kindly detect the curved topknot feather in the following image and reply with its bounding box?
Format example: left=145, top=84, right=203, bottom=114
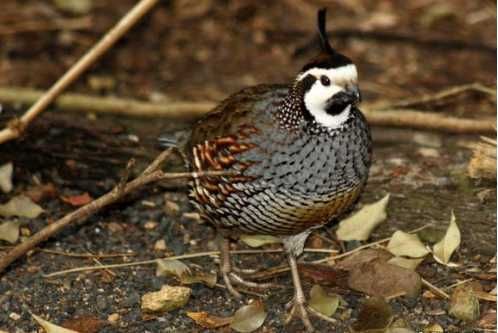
left=317, top=8, right=334, bottom=54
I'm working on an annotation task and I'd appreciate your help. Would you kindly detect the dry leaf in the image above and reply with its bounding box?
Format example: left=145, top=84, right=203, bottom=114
left=240, top=234, right=280, bottom=247
left=0, top=221, right=21, bottom=244
left=141, top=285, right=191, bottom=313
left=179, top=270, right=217, bottom=288
left=353, top=297, right=393, bottom=331
left=230, top=300, right=267, bottom=333
left=298, top=263, right=348, bottom=287
left=60, top=193, right=93, bottom=207
left=32, top=313, right=79, bottom=333
left=336, top=248, right=392, bottom=271
left=156, top=259, right=191, bottom=278
left=387, top=257, right=424, bottom=271
left=187, top=311, right=233, bottom=329
left=449, top=285, right=480, bottom=321
left=336, top=194, right=390, bottom=241
left=61, top=315, right=105, bottom=333
left=0, top=162, right=13, bottom=193
left=348, top=260, right=422, bottom=298
left=309, top=285, right=340, bottom=317
left=433, top=212, right=461, bottom=265
left=0, top=195, right=43, bottom=218
left=423, top=323, right=444, bottom=333
left=387, top=231, right=430, bottom=258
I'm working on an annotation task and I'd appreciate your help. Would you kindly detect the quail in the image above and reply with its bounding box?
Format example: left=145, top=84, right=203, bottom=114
left=162, top=8, right=371, bottom=332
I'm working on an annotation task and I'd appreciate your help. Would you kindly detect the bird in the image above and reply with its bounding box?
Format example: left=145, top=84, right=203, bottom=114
left=162, top=8, right=371, bottom=332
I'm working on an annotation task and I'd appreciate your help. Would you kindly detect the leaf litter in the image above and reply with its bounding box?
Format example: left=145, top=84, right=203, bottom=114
left=336, top=193, right=390, bottom=241
left=387, top=230, right=430, bottom=258
left=432, top=211, right=461, bottom=266
left=239, top=234, right=281, bottom=247
left=0, top=162, right=13, bottom=193
left=308, top=284, right=340, bottom=317
left=0, top=195, right=43, bottom=218
left=0, top=220, right=22, bottom=244
left=155, top=259, right=216, bottom=287
left=32, top=313, right=78, bottom=333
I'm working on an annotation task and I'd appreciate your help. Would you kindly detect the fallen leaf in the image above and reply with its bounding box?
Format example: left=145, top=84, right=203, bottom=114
left=61, top=315, right=105, bottom=333
left=240, top=234, right=281, bottom=247
left=308, top=285, right=340, bottom=317
left=348, top=260, right=422, bottom=298
left=336, top=194, right=390, bottom=241
left=387, top=231, right=430, bottom=258
left=0, top=221, right=21, bottom=243
left=179, top=270, right=217, bottom=288
left=0, top=162, right=13, bottom=193
left=386, top=328, right=416, bottom=333
left=478, top=308, right=496, bottom=329
left=336, top=248, right=392, bottom=271
left=53, top=0, right=92, bottom=15
left=141, top=285, right=191, bottom=313
left=60, top=193, right=93, bottom=207
left=423, top=323, right=444, bottom=333
left=230, top=300, right=267, bottom=333
left=298, top=263, right=348, bottom=287
left=353, top=297, right=393, bottom=331
left=25, top=183, right=57, bottom=203
left=449, top=285, right=480, bottom=321
left=433, top=212, right=461, bottom=265
left=0, top=195, right=43, bottom=218
left=187, top=311, right=233, bottom=329
left=32, top=313, right=78, bottom=333
left=156, top=259, right=191, bottom=278
left=387, top=257, right=425, bottom=271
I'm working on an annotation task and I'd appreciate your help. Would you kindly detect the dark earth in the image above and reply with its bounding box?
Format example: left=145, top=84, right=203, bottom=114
left=0, top=1, right=496, bottom=332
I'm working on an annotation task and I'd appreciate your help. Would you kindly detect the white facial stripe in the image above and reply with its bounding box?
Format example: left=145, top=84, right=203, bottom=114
left=304, top=84, right=351, bottom=129
left=297, top=64, right=358, bottom=84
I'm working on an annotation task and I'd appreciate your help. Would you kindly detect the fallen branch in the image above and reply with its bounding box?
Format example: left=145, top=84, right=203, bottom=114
left=0, top=17, right=92, bottom=35
left=0, top=86, right=495, bottom=134
left=0, top=149, right=231, bottom=274
left=0, top=0, right=159, bottom=145
left=373, top=82, right=496, bottom=110
left=42, top=248, right=335, bottom=278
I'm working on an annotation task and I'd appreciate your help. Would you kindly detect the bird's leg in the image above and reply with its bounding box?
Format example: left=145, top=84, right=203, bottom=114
left=284, top=253, right=314, bottom=332
left=218, top=236, right=278, bottom=298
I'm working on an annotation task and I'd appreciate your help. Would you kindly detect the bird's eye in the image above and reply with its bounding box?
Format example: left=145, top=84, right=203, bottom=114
left=320, top=76, right=330, bottom=86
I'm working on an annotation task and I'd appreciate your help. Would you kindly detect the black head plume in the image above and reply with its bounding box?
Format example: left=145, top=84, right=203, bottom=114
left=301, top=8, right=353, bottom=72
left=317, top=8, right=334, bottom=55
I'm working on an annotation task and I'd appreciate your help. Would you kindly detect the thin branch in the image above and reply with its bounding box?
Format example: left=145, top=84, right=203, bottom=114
left=0, top=0, right=160, bottom=145
left=42, top=248, right=338, bottom=278
left=0, top=246, right=136, bottom=258
left=0, top=17, right=93, bottom=35
left=0, top=150, right=231, bottom=274
left=0, top=85, right=494, bottom=134
left=421, top=278, right=450, bottom=299
left=374, top=82, right=496, bottom=110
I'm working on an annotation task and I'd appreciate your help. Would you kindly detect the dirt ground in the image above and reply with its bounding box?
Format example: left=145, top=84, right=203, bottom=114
left=0, top=1, right=496, bottom=332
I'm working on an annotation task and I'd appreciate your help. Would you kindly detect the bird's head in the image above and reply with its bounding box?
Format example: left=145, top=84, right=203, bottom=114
left=295, top=8, right=361, bottom=129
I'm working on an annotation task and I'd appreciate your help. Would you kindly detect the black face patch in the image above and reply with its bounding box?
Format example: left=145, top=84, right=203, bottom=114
left=325, top=91, right=351, bottom=116
left=299, top=74, right=317, bottom=93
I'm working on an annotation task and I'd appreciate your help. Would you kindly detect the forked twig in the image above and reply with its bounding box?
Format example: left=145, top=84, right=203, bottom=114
left=0, top=149, right=231, bottom=274
left=0, top=0, right=160, bottom=145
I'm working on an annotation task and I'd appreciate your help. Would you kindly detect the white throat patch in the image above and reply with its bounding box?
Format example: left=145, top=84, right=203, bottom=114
left=298, top=64, right=357, bottom=129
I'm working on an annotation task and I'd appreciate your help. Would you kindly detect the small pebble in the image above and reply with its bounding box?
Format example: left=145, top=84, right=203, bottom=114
left=9, top=312, right=20, bottom=320
left=144, top=221, right=159, bottom=230
left=154, top=239, right=167, bottom=251
left=107, top=313, right=120, bottom=323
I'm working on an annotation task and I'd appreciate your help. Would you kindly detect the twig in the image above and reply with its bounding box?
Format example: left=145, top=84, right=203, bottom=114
left=250, top=224, right=431, bottom=280
left=362, top=109, right=495, bottom=134
left=215, top=283, right=265, bottom=298
left=42, top=248, right=338, bottom=278
left=0, top=86, right=495, bottom=133
left=0, top=17, right=93, bottom=35
left=0, top=87, right=214, bottom=120
left=0, top=150, right=231, bottom=274
left=444, top=278, right=474, bottom=290
left=374, top=83, right=496, bottom=110
left=0, top=246, right=136, bottom=258
left=307, top=306, right=337, bottom=324
left=421, top=278, right=450, bottom=299
left=0, top=0, right=159, bottom=145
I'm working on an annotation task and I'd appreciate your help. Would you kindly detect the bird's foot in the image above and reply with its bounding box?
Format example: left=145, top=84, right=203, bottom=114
left=284, top=296, right=314, bottom=332
left=222, top=270, right=281, bottom=299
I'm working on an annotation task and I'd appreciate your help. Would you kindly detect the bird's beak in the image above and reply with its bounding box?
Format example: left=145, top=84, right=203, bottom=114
left=346, top=84, right=361, bottom=105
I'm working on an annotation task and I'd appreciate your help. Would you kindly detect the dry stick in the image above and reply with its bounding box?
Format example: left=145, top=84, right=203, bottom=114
left=0, top=86, right=495, bottom=134
left=0, top=17, right=93, bottom=35
left=374, top=82, right=496, bottom=110
left=0, top=246, right=136, bottom=258
left=0, top=0, right=159, bottom=145
left=42, top=248, right=338, bottom=278
left=0, top=150, right=230, bottom=274
left=421, top=278, right=450, bottom=299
